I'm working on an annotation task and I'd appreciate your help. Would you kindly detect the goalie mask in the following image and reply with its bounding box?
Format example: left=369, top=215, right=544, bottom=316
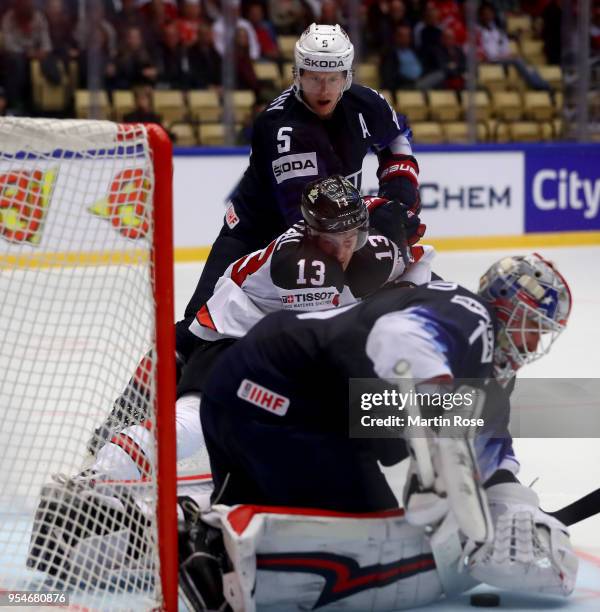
left=293, top=23, right=354, bottom=108
left=301, top=175, right=369, bottom=252
left=478, top=253, right=572, bottom=384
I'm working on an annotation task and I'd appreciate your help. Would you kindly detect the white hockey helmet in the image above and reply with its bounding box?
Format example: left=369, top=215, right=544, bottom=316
left=478, top=253, right=572, bottom=384
left=293, top=23, right=354, bottom=93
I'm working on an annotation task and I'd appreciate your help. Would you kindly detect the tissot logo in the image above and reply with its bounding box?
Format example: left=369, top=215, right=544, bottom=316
left=303, top=58, right=345, bottom=68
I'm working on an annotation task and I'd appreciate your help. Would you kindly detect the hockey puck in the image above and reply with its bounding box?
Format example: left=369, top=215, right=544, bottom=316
left=470, top=593, right=500, bottom=607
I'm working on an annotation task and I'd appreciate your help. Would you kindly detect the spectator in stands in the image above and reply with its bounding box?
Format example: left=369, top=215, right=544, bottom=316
left=384, top=0, right=411, bottom=48
left=156, top=20, right=190, bottom=89
left=114, top=0, right=148, bottom=40
left=123, top=84, right=163, bottom=124
left=114, top=25, right=158, bottom=88
left=541, top=0, right=562, bottom=65
left=380, top=23, right=446, bottom=90
left=413, top=1, right=443, bottom=73
left=45, top=0, right=79, bottom=70
left=234, top=26, right=261, bottom=95
left=429, top=28, right=466, bottom=90
left=246, top=2, right=281, bottom=62
left=188, top=23, right=222, bottom=90
left=1, top=0, right=52, bottom=111
left=477, top=1, right=550, bottom=90
left=434, top=0, right=466, bottom=45
left=318, top=0, right=345, bottom=27
left=267, top=0, right=314, bottom=35
left=138, top=0, right=179, bottom=22
left=75, top=2, right=117, bottom=62
left=176, top=0, right=205, bottom=47
left=212, top=0, right=260, bottom=61
left=77, top=21, right=117, bottom=90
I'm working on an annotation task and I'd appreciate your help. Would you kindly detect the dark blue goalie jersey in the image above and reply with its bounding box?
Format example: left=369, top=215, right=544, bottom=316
left=203, top=283, right=498, bottom=426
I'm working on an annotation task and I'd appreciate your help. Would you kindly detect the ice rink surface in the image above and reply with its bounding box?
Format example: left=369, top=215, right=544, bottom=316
left=0, top=245, right=597, bottom=610
left=177, top=244, right=600, bottom=610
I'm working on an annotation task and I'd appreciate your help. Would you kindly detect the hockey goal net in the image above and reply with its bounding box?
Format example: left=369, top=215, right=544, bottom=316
left=0, top=119, right=177, bottom=610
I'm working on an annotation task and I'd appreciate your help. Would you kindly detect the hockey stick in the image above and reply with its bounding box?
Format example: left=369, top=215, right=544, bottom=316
left=547, top=487, right=600, bottom=527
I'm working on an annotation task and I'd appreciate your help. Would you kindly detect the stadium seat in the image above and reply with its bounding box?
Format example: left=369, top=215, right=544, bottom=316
left=112, top=90, right=135, bottom=121
left=442, top=121, right=488, bottom=143
left=508, top=121, right=542, bottom=142
left=278, top=35, right=297, bottom=61
left=198, top=123, right=225, bottom=145
left=506, top=65, right=526, bottom=92
left=153, top=90, right=187, bottom=124
left=170, top=122, right=197, bottom=146
left=459, top=90, right=492, bottom=121
left=554, top=90, right=564, bottom=113
left=427, top=90, right=461, bottom=121
left=491, top=91, right=523, bottom=121
left=538, top=65, right=563, bottom=91
left=282, top=62, right=295, bottom=88
left=490, top=119, right=510, bottom=143
left=395, top=90, right=428, bottom=121
left=232, top=90, right=256, bottom=122
left=523, top=91, right=554, bottom=121
left=478, top=64, right=506, bottom=91
left=411, top=121, right=444, bottom=144
left=253, top=61, right=282, bottom=90
left=355, top=63, right=379, bottom=89
left=30, top=60, right=69, bottom=113
left=74, top=89, right=110, bottom=119
left=520, top=39, right=546, bottom=66
left=506, top=14, right=533, bottom=39
left=188, top=89, right=221, bottom=123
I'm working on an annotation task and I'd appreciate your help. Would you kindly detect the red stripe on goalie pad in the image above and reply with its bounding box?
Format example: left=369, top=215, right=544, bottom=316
left=111, top=433, right=152, bottom=478
left=227, top=505, right=405, bottom=536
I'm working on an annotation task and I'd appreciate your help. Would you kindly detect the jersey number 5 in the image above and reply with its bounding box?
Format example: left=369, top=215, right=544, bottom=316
left=277, top=127, right=292, bottom=153
left=297, top=259, right=325, bottom=286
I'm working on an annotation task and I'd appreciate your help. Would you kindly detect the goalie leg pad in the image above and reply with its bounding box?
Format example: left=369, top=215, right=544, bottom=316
left=207, top=504, right=444, bottom=611
left=27, top=476, right=152, bottom=586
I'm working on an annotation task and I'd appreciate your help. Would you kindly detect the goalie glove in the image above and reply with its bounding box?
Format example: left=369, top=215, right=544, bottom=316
left=463, top=482, right=578, bottom=596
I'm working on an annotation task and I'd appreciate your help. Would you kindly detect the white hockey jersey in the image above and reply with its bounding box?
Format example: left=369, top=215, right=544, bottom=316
left=189, top=222, right=434, bottom=341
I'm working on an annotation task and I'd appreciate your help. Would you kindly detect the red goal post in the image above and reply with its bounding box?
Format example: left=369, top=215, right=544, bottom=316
left=0, top=119, right=177, bottom=610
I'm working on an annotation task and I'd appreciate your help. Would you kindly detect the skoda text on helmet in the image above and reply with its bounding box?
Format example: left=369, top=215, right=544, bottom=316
left=301, top=175, right=369, bottom=251
left=294, top=23, right=354, bottom=96
left=478, top=253, right=572, bottom=385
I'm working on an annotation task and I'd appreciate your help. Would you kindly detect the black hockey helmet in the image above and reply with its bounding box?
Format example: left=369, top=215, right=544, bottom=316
left=301, top=175, right=369, bottom=250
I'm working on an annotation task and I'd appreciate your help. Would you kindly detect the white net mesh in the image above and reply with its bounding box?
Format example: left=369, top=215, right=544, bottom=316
left=0, top=118, right=168, bottom=610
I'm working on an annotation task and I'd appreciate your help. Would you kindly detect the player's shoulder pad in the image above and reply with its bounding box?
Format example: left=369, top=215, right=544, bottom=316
left=270, top=233, right=345, bottom=291
left=344, top=84, right=398, bottom=118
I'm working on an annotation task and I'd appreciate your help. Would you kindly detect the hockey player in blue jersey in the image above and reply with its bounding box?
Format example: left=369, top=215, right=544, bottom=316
left=176, top=23, right=425, bottom=356
left=176, top=253, right=577, bottom=609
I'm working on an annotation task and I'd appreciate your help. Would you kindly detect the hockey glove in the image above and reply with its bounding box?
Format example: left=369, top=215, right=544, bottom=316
left=365, top=196, right=426, bottom=261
